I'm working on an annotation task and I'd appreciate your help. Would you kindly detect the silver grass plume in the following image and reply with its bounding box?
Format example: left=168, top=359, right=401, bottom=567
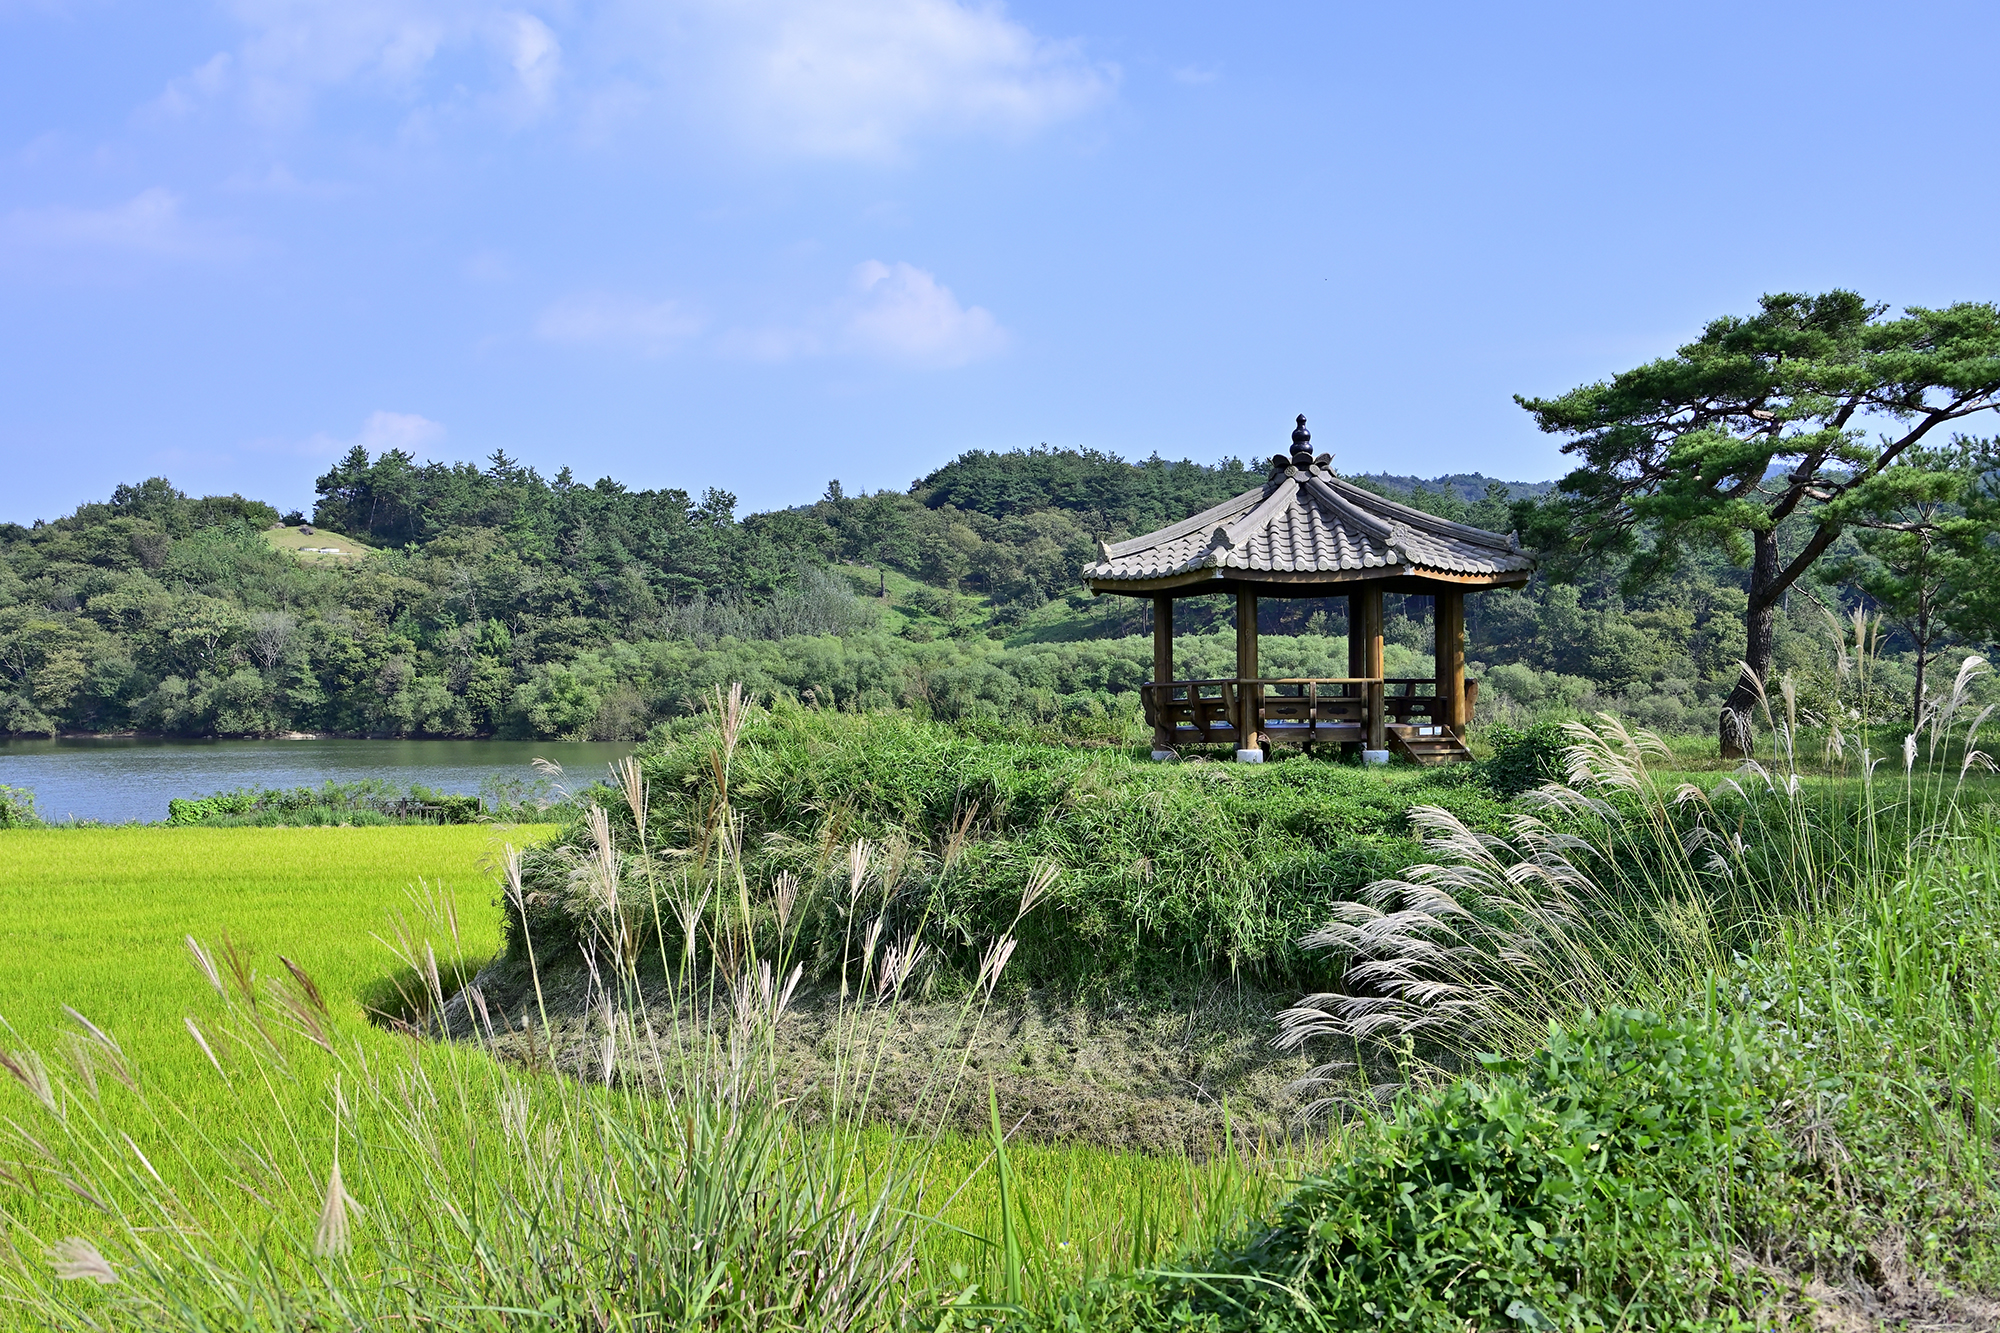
left=49, top=1238, right=116, bottom=1285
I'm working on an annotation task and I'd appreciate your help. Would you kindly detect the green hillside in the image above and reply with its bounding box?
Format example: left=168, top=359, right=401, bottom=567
left=0, top=442, right=1990, bottom=741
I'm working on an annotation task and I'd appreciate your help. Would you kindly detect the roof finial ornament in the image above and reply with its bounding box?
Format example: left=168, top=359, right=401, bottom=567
left=1272, top=413, right=1331, bottom=478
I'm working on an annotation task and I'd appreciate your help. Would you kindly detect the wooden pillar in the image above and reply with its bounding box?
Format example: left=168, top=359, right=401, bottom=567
left=1434, top=588, right=1466, bottom=738
left=1345, top=592, right=1365, bottom=756
left=1356, top=585, right=1385, bottom=750
left=1235, top=588, right=1261, bottom=758
left=1151, top=594, right=1174, bottom=754
left=1347, top=591, right=1365, bottom=681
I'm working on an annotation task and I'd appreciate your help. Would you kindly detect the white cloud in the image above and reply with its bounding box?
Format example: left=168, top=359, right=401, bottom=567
left=247, top=410, right=446, bottom=460
left=354, top=409, right=447, bottom=452
left=672, top=0, right=1116, bottom=159
left=156, top=3, right=563, bottom=125
left=719, top=259, right=1006, bottom=367
left=507, top=13, right=561, bottom=106
left=0, top=188, right=216, bottom=257
left=536, top=292, right=706, bottom=356
left=842, top=260, right=1006, bottom=366
left=153, top=0, right=1106, bottom=158
left=308, top=404, right=446, bottom=456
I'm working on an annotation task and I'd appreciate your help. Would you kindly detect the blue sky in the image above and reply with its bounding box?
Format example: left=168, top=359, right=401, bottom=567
left=4, top=0, right=1997, bottom=524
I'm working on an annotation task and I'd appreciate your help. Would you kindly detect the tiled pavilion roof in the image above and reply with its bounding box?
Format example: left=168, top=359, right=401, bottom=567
left=1084, top=461, right=1535, bottom=590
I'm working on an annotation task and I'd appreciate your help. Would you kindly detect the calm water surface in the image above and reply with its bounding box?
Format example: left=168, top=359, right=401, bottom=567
left=0, top=738, right=636, bottom=824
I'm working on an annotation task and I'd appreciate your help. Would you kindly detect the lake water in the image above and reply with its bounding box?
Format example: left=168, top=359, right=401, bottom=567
left=0, top=738, right=637, bottom=824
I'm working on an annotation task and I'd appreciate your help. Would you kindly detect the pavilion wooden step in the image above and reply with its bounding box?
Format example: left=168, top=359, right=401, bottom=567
left=1387, top=724, right=1472, bottom=765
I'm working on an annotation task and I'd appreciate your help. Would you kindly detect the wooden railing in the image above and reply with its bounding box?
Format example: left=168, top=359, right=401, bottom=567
left=1141, top=676, right=1474, bottom=749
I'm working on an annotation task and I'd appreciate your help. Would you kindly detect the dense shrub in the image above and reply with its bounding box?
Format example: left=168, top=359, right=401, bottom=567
left=509, top=703, right=1509, bottom=993
left=1068, top=1008, right=1814, bottom=1331
left=164, top=781, right=488, bottom=827
left=1481, top=721, right=1571, bottom=797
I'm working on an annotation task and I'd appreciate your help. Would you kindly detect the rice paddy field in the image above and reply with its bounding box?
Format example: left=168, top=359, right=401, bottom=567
left=0, top=825, right=518, bottom=1063
left=0, top=823, right=1313, bottom=1328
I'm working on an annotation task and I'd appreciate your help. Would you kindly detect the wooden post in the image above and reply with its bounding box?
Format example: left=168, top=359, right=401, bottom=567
left=1434, top=588, right=1466, bottom=738
left=1346, top=592, right=1365, bottom=756
left=1152, top=594, right=1174, bottom=755
left=1235, top=588, right=1261, bottom=759
left=1347, top=592, right=1365, bottom=680
left=1357, top=585, right=1385, bottom=751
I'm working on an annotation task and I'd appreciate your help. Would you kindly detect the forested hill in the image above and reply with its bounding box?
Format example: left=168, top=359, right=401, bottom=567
left=0, top=441, right=1915, bottom=743
left=0, top=445, right=1339, bottom=738
left=1351, top=473, right=1556, bottom=504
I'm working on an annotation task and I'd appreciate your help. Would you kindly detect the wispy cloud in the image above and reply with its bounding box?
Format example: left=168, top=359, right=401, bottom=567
left=150, top=0, right=1107, bottom=159
left=153, top=2, right=563, bottom=127
left=506, top=12, right=561, bottom=106
left=0, top=188, right=224, bottom=258
left=536, top=292, right=706, bottom=356
left=290, top=409, right=447, bottom=460
left=842, top=260, right=1006, bottom=365
left=720, top=260, right=1007, bottom=368
left=658, top=0, right=1117, bottom=160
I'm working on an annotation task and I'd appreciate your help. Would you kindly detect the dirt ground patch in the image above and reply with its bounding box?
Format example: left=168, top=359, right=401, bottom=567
left=1802, top=1233, right=2000, bottom=1331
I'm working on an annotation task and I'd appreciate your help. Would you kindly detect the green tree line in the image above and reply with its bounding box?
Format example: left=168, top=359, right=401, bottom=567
left=5, top=290, right=1996, bottom=743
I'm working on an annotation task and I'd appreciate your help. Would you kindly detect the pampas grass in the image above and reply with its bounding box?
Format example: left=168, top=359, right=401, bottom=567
left=1280, top=622, right=1997, bottom=1100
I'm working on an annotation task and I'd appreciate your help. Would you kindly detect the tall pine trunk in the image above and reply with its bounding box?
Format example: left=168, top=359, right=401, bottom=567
left=1912, top=546, right=1932, bottom=729
left=1720, top=528, right=1781, bottom=758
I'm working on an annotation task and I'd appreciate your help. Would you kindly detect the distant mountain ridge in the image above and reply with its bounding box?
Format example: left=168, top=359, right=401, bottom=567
left=1350, top=472, right=1557, bottom=504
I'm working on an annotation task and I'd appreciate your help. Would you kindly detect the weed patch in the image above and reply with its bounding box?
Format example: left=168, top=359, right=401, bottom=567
left=1080, top=1009, right=1810, bottom=1331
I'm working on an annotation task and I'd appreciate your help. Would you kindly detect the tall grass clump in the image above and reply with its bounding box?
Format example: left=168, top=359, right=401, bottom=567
left=1278, top=610, right=1998, bottom=1088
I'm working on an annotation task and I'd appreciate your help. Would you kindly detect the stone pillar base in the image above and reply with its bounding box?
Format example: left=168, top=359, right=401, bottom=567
left=1234, top=748, right=1265, bottom=764
left=1151, top=749, right=1176, bottom=762
left=1361, top=749, right=1391, bottom=766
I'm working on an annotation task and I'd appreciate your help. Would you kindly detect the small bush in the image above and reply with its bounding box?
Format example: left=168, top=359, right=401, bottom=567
left=1482, top=721, right=1569, bottom=797
left=0, top=783, right=40, bottom=828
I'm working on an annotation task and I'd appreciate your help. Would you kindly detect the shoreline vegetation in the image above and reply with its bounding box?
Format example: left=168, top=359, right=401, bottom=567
left=0, top=775, right=579, bottom=828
